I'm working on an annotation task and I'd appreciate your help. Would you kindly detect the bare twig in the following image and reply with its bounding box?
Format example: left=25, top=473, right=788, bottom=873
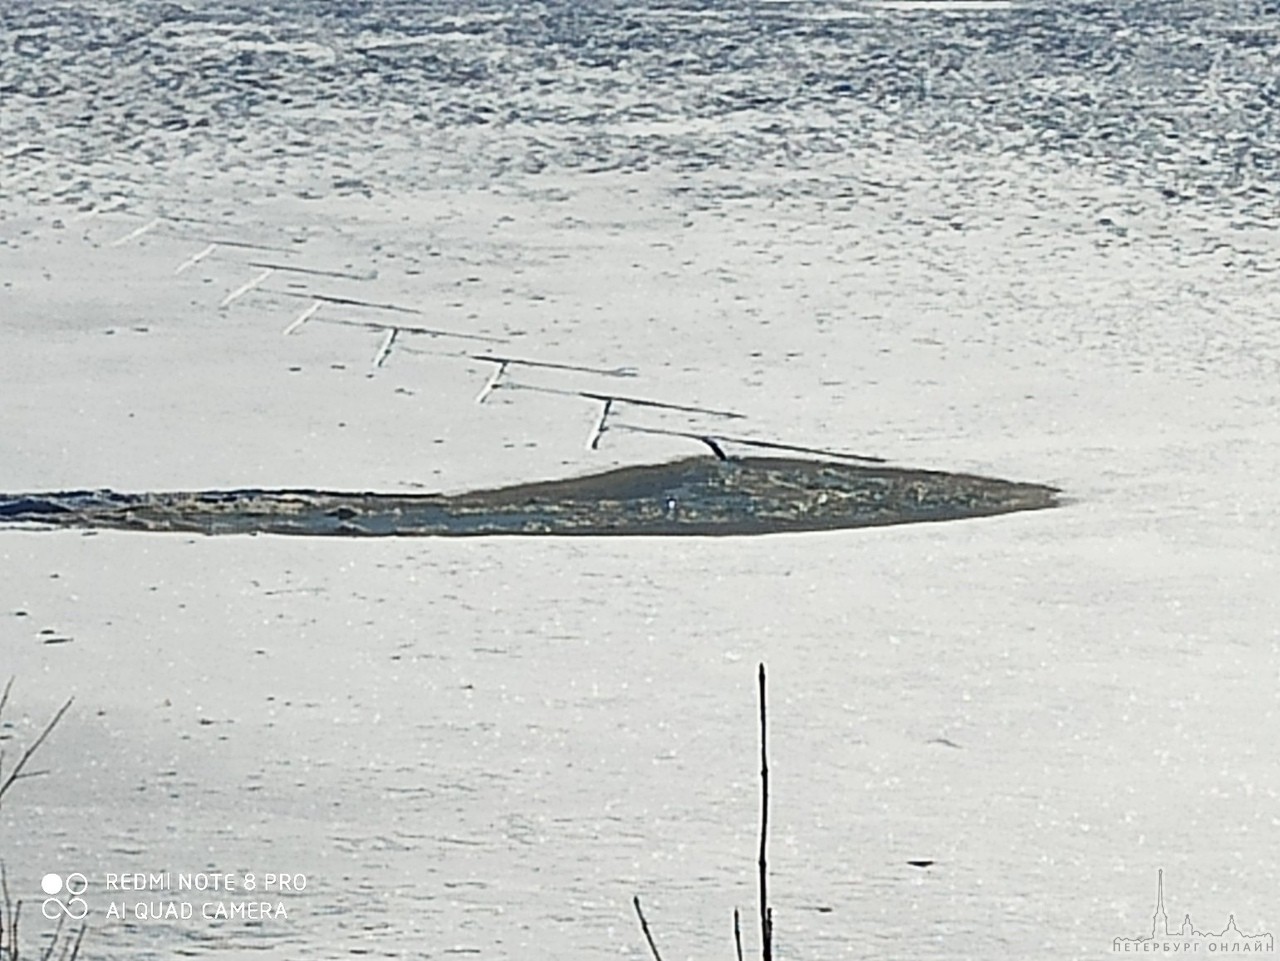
left=0, top=697, right=74, bottom=804
left=0, top=687, right=82, bottom=961
left=40, top=911, right=65, bottom=961
left=2, top=862, right=11, bottom=960
left=64, top=923, right=86, bottom=961
left=758, top=663, right=773, bottom=961
left=632, top=896, right=665, bottom=961
left=0, top=677, right=14, bottom=717
left=630, top=666, right=777, bottom=961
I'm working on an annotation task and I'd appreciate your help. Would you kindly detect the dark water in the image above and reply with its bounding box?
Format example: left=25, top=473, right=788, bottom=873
left=0, top=456, right=1059, bottom=536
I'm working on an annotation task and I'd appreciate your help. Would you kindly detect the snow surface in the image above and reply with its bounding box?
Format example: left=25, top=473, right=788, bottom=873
left=2, top=1, right=1278, bottom=958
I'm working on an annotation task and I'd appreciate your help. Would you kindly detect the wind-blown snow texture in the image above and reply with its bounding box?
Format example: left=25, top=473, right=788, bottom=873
left=2, top=2, right=1279, bottom=960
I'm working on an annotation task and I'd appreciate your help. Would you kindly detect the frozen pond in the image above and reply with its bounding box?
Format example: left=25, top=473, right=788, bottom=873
left=1, top=1, right=1278, bottom=958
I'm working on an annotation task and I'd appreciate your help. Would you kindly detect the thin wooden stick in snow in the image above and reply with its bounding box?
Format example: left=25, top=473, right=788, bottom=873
left=632, top=896, right=665, bottom=961
left=758, top=663, right=773, bottom=961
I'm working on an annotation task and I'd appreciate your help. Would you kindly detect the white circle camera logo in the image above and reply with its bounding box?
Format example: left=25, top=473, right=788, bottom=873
left=41, top=872, right=89, bottom=921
